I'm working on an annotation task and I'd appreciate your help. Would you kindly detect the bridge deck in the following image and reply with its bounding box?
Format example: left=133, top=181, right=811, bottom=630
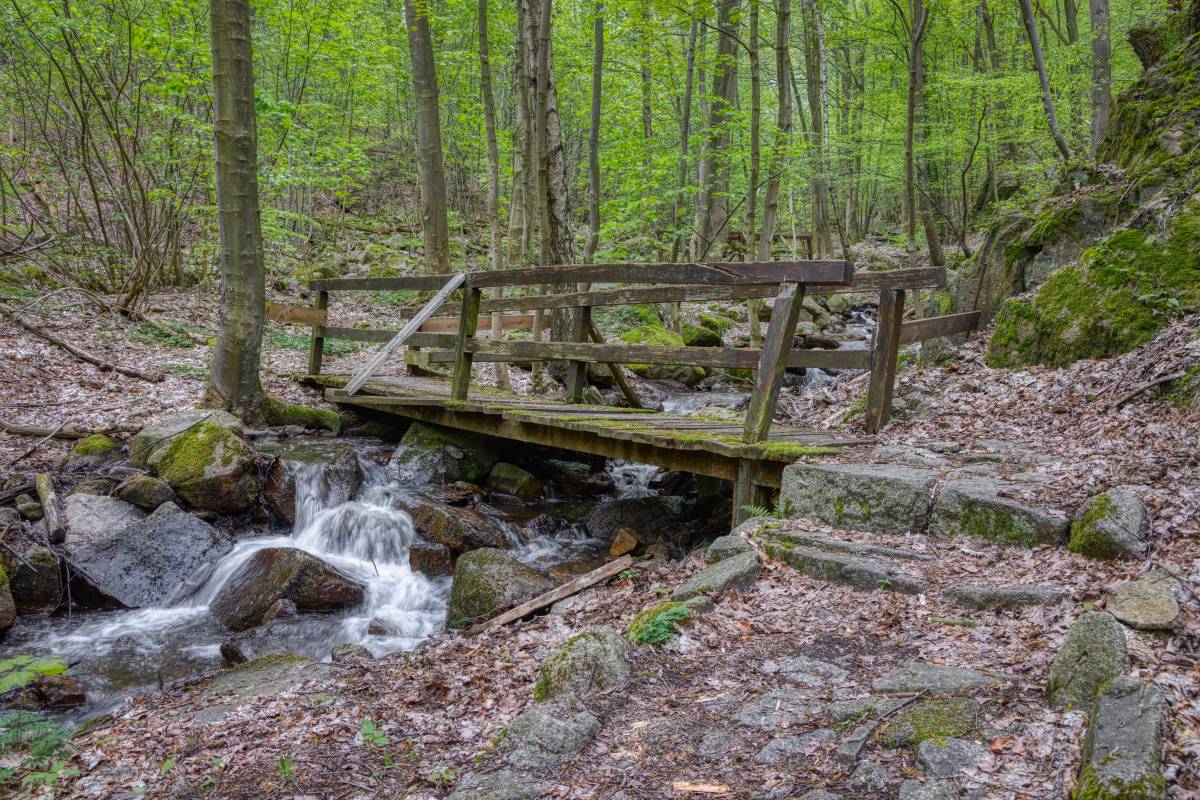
left=307, top=373, right=873, bottom=494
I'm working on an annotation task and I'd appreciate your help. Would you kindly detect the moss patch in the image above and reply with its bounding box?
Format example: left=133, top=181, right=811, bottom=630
left=73, top=434, right=119, bottom=456
left=1068, top=494, right=1121, bottom=558
left=1072, top=764, right=1168, bottom=800
left=627, top=601, right=692, bottom=645
left=881, top=698, right=979, bottom=748
left=262, top=396, right=341, bottom=433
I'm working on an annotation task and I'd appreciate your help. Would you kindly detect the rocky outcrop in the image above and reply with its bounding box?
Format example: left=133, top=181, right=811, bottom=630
left=210, top=547, right=366, bottom=630
left=63, top=494, right=145, bottom=542
left=669, top=550, right=761, bottom=601
left=1073, top=676, right=1168, bottom=800
left=873, top=662, right=1003, bottom=695
left=929, top=477, right=1069, bottom=547
left=1106, top=569, right=1182, bottom=631
left=499, top=701, right=601, bottom=770
left=1048, top=611, right=1130, bottom=709
left=1068, top=487, right=1147, bottom=559
left=390, top=422, right=499, bottom=484
left=68, top=502, right=234, bottom=608
left=881, top=698, right=980, bottom=748
left=394, top=493, right=507, bottom=552
left=780, top=462, right=939, bottom=534
left=533, top=627, right=629, bottom=701
left=156, top=421, right=261, bottom=515
left=130, top=409, right=244, bottom=470
left=446, top=548, right=555, bottom=629
left=584, top=496, right=686, bottom=545
left=486, top=463, right=543, bottom=501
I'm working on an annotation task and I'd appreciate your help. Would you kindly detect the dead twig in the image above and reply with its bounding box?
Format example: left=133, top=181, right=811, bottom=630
left=1109, top=370, right=1187, bottom=411
left=7, top=422, right=66, bottom=465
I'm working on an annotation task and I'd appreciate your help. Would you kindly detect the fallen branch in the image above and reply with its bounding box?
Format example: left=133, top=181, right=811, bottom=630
left=0, top=301, right=164, bottom=382
left=466, top=555, right=635, bottom=636
left=587, top=320, right=642, bottom=409
left=1109, top=370, right=1187, bottom=411
left=0, top=481, right=35, bottom=505
left=36, top=473, right=65, bottom=545
left=7, top=422, right=66, bottom=465
left=0, top=418, right=136, bottom=440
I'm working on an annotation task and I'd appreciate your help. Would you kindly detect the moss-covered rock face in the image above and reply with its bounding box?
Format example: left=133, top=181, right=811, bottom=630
left=682, top=323, right=722, bottom=348
left=130, top=409, right=244, bottom=470
left=618, top=324, right=705, bottom=384
left=880, top=698, right=980, bottom=748
left=73, top=434, right=119, bottom=457
left=445, top=548, right=555, bottom=629
left=261, top=396, right=342, bottom=433
left=1072, top=676, right=1169, bottom=800
left=2, top=545, right=60, bottom=614
left=533, top=626, right=629, bottom=701
left=390, top=422, right=499, bottom=485
left=1068, top=488, right=1147, bottom=559
left=157, top=421, right=261, bottom=515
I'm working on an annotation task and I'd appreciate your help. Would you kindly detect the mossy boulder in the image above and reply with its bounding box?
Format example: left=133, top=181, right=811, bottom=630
left=130, top=409, right=244, bottom=470
left=1047, top=611, right=1130, bottom=709
left=880, top=698, right=980, bottom=748
left=1, top=545, right=60, bottom=614
left=68, top=433, right=122, bottom=469
left=1072, top=676, right=1168, bottom=800
left=698, top=313, right=734, bottom=333
left=210, top=547, right=366, bottom=630
left=446, top=548, right=555, bottom=629
left=1068, top=488, right=1147, bottom=559
left=262, top=396, right=341, bottom=433
left=487, top=462, right=543, bottom=501
left=113, top=474, right=175, bottom=510
left=0, top=566, right=15, bottom=633
left=929, top=477, right=1069, bottom=547
left=393, top=493, right=507, bottom=553
left=682, top=323, right=722, bottom=348
left=618, top=324, right=705, bottom=384
left=390, top=422, right=499, bottom=484
left=533, top=626, right=629, bottom=701
left=157, top=421, right=261, bottom=515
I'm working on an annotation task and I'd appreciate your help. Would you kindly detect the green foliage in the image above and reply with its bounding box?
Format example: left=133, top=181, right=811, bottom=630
left=0, top=712, right=74, bottom=786
left=130, top=320, right=205, bottom=349
left=0, top=655, right=69, bottom=694
left=276, top=756, right=295, bottom=780
left=360, top=718, right=389, bottom=748
left=627, top=601, right=692, bottom=645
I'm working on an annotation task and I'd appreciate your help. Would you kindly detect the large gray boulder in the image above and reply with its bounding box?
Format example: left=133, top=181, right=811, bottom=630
left=499, top=701, right=601, bottom=770
left=1074, top=676, right=1168, bottom=800
left=1106, top=569, right=1182, bottom=631
left=67, top=502, right=234, bottom=608
left=929, top=477, right=1069, bottom=547
left=533, top=626, right=629, bottom=701
left=130, top=409, right=244, bottom=471
left=63, top=494, right=145, bottom=543
left=1068, top=487, right=1147, bottom=559
left=390, top=422, right=498, bottom=484
left=1, top=545, right=60, bottom=614
left=446, top=548, right=555, bottom=629
left=670, top=551, right=761, bottom=601
left=155, top=421, right=261, bottom=515
left=584, top=496, right=686, bottom=545
left=210, top=547, right=366, bottom=630
left=1047, top=611, right=1130, bottom=708
left=779, top=462, right=939, bottom=534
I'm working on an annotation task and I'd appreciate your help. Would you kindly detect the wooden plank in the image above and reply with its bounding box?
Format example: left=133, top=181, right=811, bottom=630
left=450, top=287, right=483, bottom=400
left=865, top=288, right=906, bottom=434
left=307, top=291, right=328, bottom=376
left=588, top=319, right=642, bottom=409
left=465, top=260, right=853, bottom=289
left=308, top=275, right=455, bottom=292
left=479, top=267, right=944, bottom=314
left=35, top=473, right=65, bottom=545
left=465, top=555, right=634, bottom=635
left=462, top=339, right=869, bottom=371
left=418, top=313, right=547, bottom=334
left=565, top=306, right=591, bottom=402
left=267, top=302, right=328, bottom=326
left=315, top=327, right=456, bottom=348
left=343, top=273, right=466, bottom=396
left=743, top=282, right=805, bottom=443
left=899, top=311, right=980, bottom=344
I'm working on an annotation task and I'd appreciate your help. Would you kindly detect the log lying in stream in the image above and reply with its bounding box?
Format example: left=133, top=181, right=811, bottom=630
left=35, top=472, right=66, bottom=545
left=466, top=554, right=635, bottom=636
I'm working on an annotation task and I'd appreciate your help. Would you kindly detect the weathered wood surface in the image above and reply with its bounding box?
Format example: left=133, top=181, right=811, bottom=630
left=464, top=260, right=853, bottom=289
left=461, top=339, right=869, bottom=371
left=450, top=287, right=483, bottom=400
left=418, top=313, right=546, bottom=334
left=309, top=275, right=454, bottom=292
left=314, top=327, right=456, bottom=348
left=35, top=472, right=65, bottom=545
left=267, top=302, right=328, bottom=326
left=865, top=288, right=906, bottom=434
left=743, top=282, right=804, bottom=443
left=466, top=555, right=634, bottom=636
left=898, top=310, right=981, bottom=344
left=588, top=319, right=642, bottom=409
left=307, top=290, right=329, bottom=375
left=343, top=273, right=466, bottom=396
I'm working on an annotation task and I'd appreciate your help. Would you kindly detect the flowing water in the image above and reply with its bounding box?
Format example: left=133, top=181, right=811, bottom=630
left=6, top=440, right=659, bottom=723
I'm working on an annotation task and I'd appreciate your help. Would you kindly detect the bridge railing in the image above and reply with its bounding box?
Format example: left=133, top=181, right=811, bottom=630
left=295, top=261, right=979, bottom=437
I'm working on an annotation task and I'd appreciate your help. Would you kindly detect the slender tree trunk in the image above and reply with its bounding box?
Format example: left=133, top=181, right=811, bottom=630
left=479, top=0, right=510, bottom=390
left=205, top=0, right=266, bottom=420
left=669, top=12, right=699, bottom=264
left=404, top=0, right=450, bottom=273
left=803, top=0, right=833, bottom=257
left=912, top=0, right=943, bottom=266
left=1018, top=0, right=1073, bottom=161
left=1065, top=0, right=1080, bottom=42
left=694, top=0, right=740, bottom=260
left=745, top=0, right=761, bottom=266
left=584, top=1, right=603, bottom=264
left=1089, top=0, right=1111, bottom=156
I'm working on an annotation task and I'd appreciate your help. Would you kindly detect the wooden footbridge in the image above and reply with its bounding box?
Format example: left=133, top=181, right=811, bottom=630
left=283, top=259, right=978, bottom=522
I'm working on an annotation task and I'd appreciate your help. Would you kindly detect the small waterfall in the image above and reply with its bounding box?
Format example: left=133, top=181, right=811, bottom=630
left=605, top=460, right=659, bottom=498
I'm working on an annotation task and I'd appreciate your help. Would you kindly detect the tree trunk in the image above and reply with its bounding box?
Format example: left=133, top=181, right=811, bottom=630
left=745, top=0, right=761, bottom=265
left=912, top=0, right=943, bottom=266
left=1018, top=0, right=1073, bottom=161
left=669, top=12, right=699, bottom=264
left=479, top=0, right=510, bottom=391
left=803, top=0, right=833, bottom=257
left=205, top=0, right=266, bottom=420
left=508, top=0, right=534, bottom=267
left=584, top=0, right=603, bottom=264
left=1089, top=0, right=1111, bottom=156
left=693, top=0, right=740, bottom=260
left=404, top=0, right=450, bottom=274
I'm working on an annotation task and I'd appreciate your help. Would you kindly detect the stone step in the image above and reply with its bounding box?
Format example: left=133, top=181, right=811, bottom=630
left=756, top=527, right=929, bottom=595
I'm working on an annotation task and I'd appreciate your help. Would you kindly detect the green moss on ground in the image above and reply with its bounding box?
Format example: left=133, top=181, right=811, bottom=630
left=881, top=698, right=979, bottom=748
left=627, top=601, right=691, bottom=645
left=1072, top=765, right=1167, bottom=800
left=698, top=313, right=734, bottom=333
left=262, top=396, right=342, bottom=433
left=73, top=434, right=119, bottom=456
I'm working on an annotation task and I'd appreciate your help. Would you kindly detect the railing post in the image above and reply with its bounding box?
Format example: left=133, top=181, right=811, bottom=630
left=307, top=289, right=328, bottom=376
left=450, top=286, right=483, bottom=400
left=865, top=288, right=905, bottom=433
left=565, top=305, right=591, bottom=402
left=742, top=281, right=805, bottom=443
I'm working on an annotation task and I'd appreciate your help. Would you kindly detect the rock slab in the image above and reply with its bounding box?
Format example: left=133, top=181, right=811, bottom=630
left=1106, top=569, right=1181, bottom=631
left=944, top=584, right=1066, bottom=610
left=872, top=661, right=1003, bottom=695
left=1074, top=676, right=1168, bottom=800
left=211, top=547, right=366, bottom=630
left=1047, top=611, right=1130, bottom=709
left=780, top=462, right=939, bottom=534
left=670, top=550, right=761, bottom=600
left=930, top=477, right=1069, bottom=547
left=1068, top=487, right=1147, bottom=559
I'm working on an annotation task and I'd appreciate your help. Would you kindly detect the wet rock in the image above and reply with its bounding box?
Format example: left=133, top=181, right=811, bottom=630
left=500, top=701, right=601, bottom=770
left=1074, top=676, right=1168, bottom=800
left=608, top=528, right=638, bottom=556
left=849, top=762, right=891, bottom=792
left=780, top=462, right=940, bottom=534
left=731, top=688, right=825, bottom=730
left=1107, top=569, right=1182, bottom=631
left=390, top=422, right=498, bottom=484
left=67, top=477, right=116, bottom=497
left=521, top=514, right=569, bottom=540
left=112, top=474, right=175, bottom=510
left=63, top=494, right=145, bottom=543
left=929, top=478, right=1070, bottom=547
left=705, top=534, right=753, bottom=563
left=670, top=550, right=760, bottom=601
left=916, top=737, right=987, bottom=777
left=873, top=661, right=1004, bottom=695
left=409, top=541, right=454, bottom=577
left=261, top=598, right=297, bottom=624
left=447, top=769, right=536, bottom=800
left=1047, top=611, right=1130, bottom=709
left=754, top=729, right=837, bottom=764
left=487, top=463, right=543, bottom=501
left=130, top=409, right=244, bottom=471
left=18, top=674, right=86, bottom=708
left=435, top=481, right=484, bottom=506
left=330, top=643, right=374, bottom=662
left=584, top=496, right=686, bottom=545
left=15, top=494, right=43, bottom=521
left=264, top=442, right=362, bottom=525
left=2, top=545, right=61, bottom=614
left=881, top=698, right=981, bottom=748
left=533, top=626, right=629, bottom=702
left=898, top=779, right=958, bottom=800
left=68, top=502, right=233, bottom=608
left=211, top=547, right=366, bottom=631
left=394, top=493, right=506, bottom=553
left=156, top=421, right=261, bottom=515
left=762, top=655, right=848, bottom=689
left=1069, top=488, right=1148, bottom=559
left=446, top=548, right=555, bottom=629
left=219, top=621, right=296, bottom=664
left=757, top=528, right=928, bottom=594
left=944, top=584, right=1066, bottom=610
left=536, top=459, right=614, bottom=497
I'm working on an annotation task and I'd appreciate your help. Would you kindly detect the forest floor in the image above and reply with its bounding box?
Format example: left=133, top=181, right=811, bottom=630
left=2, top=288, right=1198, bottom=799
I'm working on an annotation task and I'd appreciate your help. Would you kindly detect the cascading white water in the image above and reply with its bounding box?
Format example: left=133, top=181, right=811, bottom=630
left=604, top=460, right=659, bottom=498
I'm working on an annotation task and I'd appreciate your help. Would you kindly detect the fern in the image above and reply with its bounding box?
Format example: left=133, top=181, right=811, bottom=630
left=0, top=656, right=69, bottom=694
left=0, top=713, right=74, bottom=785
left=628, top=602, right=693, bottom=645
